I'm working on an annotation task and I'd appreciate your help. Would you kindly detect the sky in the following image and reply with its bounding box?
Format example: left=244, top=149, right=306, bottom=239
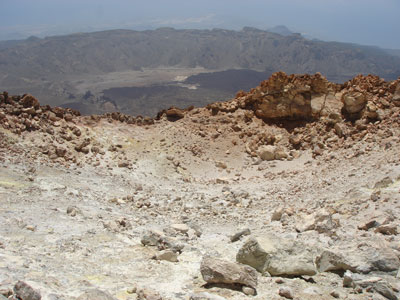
left=1, top=0, right=399, bottom=49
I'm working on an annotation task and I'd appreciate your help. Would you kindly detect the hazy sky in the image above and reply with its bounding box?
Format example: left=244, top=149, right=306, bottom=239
left=1, top=0, right=399, bottom=49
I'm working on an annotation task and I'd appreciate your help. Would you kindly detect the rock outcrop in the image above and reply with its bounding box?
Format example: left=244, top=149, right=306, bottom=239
left=207, top=72, right=400, bottom=126
left=208, top=72, right=334, bottom=120
left=200, top=257, right=258, bottom=291
left=236, top=236, right=317, bottom=276
left=341, top=74, right=400, bottom=120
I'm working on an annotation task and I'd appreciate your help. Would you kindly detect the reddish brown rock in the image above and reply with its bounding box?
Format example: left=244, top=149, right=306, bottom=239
left=252, top=72, right=331, bottom=119
left=166, top=108, right=185, bottom=120
left=393, top=82, right=400, bottom=107
left=341, top=92, right=366, bottom=115
left=75, top=138, right=91, bottom=152
left=20, top=94, right=40, bottom=109
left=208, top=72, right=335, bottom=120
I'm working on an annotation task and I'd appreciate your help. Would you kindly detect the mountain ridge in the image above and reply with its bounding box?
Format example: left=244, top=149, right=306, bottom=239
left=1, top=27, right=400, bottom=81
left=1, top=27, right=400, bottom=117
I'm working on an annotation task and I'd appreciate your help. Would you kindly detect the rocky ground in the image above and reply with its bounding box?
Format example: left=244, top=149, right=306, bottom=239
left=0, top=72, right=400, bottom=300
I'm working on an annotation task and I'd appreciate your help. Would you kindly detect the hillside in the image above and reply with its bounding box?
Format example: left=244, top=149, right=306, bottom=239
left=385, top=48, right=400, bottom=58
left=0, top=72, right=400, bottom=299
left=1, top=27, right=400, bottom=116
left=2, top=27, right=400, bottom=80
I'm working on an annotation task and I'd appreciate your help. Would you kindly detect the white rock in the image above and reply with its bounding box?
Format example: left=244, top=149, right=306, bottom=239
left=200, top=256, right=258, bottom=289
left=257, top=145, right=276, bottom=161
left=171, top=223, right=190, bottom=234
left=155, top=250, right=178, bottom=262
left=236, top=236, right=317, bottom=276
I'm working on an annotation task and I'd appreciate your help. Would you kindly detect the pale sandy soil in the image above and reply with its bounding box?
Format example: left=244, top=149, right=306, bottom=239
left=0, top=111, right=399, bottom=299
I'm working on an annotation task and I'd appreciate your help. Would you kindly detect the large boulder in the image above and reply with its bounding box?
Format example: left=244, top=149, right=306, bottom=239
left=317, top=245, right=399, bottom=275
left=236, top=236, right=317, bottom=276
left=200, top=256, right=258, bottom=290
left=236, top=72, right=332, bottom=120
left=316, top=250, right=355, bottom=273
left=208, top=72, right=338, bottom=120
left=311, top=93, right=343, bottom=118
left=342, top=92, right=367, bottom=114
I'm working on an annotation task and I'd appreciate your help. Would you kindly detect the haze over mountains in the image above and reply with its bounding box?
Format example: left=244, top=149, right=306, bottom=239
left=1, top=27, right=400, bottom=116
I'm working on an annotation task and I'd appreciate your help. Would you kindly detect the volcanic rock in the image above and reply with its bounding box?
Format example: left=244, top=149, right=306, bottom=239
left=342, top=272, right=398, bottom=300
left=141, top=230, right=184, bottom=253
left=137, top=288, right=163, bottom=300
left=153, top=250, right=179, bottom=262
left=342, top=92, right=366, bottom=114
left=316, top=250, right=354, bottom=273
left=165, top=107, right=185, bottom=121
left=257, top=145, right=276, bottom=161
left=20, top=94, right=40, bottom=109
left=393, top=83, right=400, bottom=106
left=278, top=286, right=294, bottom=299
left=246, top=72, right=331, bottom=120
left=236, top=236, right=317, bottom=276
left=200, top=256, right=258, bottom=290
left=13, top=281, right=41, bottom=300
left=230, top=228, right=251, bottom=242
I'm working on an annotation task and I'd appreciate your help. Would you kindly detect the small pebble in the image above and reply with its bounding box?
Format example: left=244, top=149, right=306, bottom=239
left=278, top=286, right=293, bottom=299
left=275, top=278, right=284, bottom=284
left=127, top=285, right=137, bottom=294
left=242, top=286, right=256, bottom=296
left=26, top=225, right=36, bottom=231
left=330, top=290, right=340, bottom=298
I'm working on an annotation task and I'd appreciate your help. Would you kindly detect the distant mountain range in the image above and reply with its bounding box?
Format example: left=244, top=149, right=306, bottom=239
left=384, top=48, right=400, bottom=58
left=1, top=27, right=400, bottom=116
left=266, top=25, right=294, bottom=36
left=2, top=27, right=400, bottom=81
